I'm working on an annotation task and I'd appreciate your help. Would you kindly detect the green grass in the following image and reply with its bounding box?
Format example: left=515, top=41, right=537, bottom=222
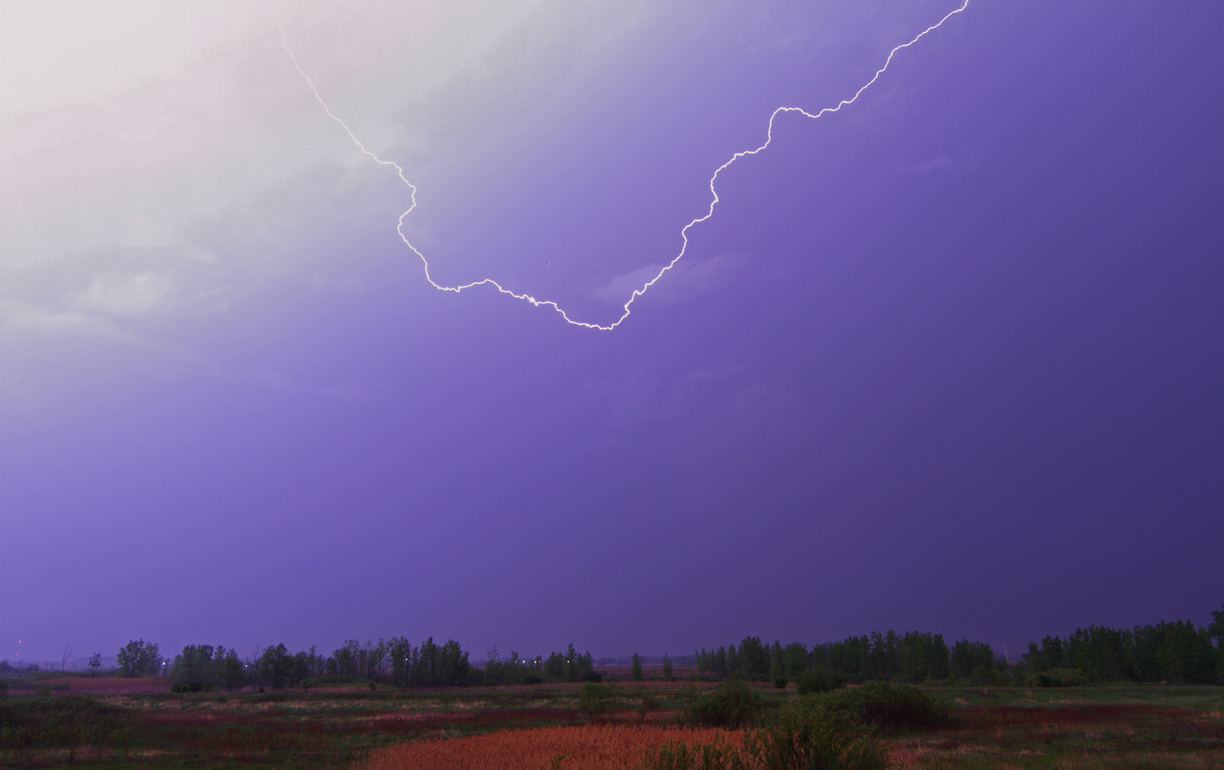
left=890, top=685, right=1224, bottom=769
left=926, top=682, right=1224, bottom=709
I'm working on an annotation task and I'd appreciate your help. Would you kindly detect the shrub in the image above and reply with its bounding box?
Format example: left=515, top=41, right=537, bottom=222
left=639, top=736, right=745, bottom=770
left=970, top=666, right=1009, bottom=687
left=1029, top=668, right=1088, bottom=688
left=815, top=682, right=948, bottom=732
left=0, top=680, right=7, bottom=698
left=524, top=675, right=543, bottom=685
left=636, top=696, right=657, bottom=720
left=745, top=700, right=886, bottom=770
left=773, top=677, right=787, bottom=690
left=642, top=702, right=885, bottom=770
left=684, top=675, right=760, bottom=727
left=796, top=667, right=844, bottom=696
left=578, top=682, right=612, bottom=720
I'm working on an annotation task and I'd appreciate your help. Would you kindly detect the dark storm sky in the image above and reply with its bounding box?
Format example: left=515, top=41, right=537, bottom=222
left=2, top=1, right=1222, bottom=663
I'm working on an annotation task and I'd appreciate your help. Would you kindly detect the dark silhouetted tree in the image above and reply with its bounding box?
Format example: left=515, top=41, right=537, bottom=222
left=738, top=637, right=769, bottom=681
left=258, top=644, right=294, bottom=689
left=117, top=640, right=161, bottom=677
left=949, top=639, right=994, bottom=680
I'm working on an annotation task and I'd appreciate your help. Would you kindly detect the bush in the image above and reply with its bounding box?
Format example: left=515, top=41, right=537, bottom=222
left=815, top=682, right=948, bottom=732
left=635, top=696, right=657, bottom=719
left=684, top=675, right=760, bottom=727
left=639, top=736, right=745, bottom=770
left=970, top=666, right=1009, bottom=687
left=746, top=700, right=886, bottom=770
left=524, top=674, right=543, bottom=685
left=577, top=682, right=612, bottom=720
left=773, top=677, right=787, bottom=690
left=641, top=701, right=885, bottom=770
left=796, top=667, right=844, bottom=696
left=1029, top=668, right=1088, bottom=688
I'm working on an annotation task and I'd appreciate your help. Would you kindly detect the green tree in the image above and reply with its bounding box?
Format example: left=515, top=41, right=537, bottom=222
left=1023, top=636, right=1065, bottom=673
left=738, top=637, right=769, bottom=681
left=949, top=639, right=994, bottom=680
left=662, top=654, right=674, bottom=681
left=544, top=651, right=565, bottom=682
left=783, top=642, right=810, bottom=681
left=631, top=652, right=643, bottom=682
left=170, top=645, right=214, bottom=687
left=258, top=644, right=295, bottom=689
left=218, top=649, right=245, bottom=691
left=117, top=640, right=161, bottom=677
left=331, top=640, right=360, bottom=678
left=897, top=632, right=950, bottom=682
left=769, top=641, right=785, bottom=687
left=88, top=653, right=102, bottom=676
left=388, top=637, right=414, bottom=687
left=1063, top=625, right=1130, bottom=681
left=562, top=643, right=578, bottom=682
left=1208, top=603, right=1224, bottom=646
left=867, top=631, right=900, bottom=679
left=439, top=639, right=472, bottom=685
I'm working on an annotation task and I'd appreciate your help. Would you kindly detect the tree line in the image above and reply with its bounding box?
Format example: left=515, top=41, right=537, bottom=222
left=694, top=631, right=963, bottom=685
left=94, top=603, right=1223, bottom=690
left=1023, top=618, right=1221, bottom=684
left=109, top=638, right=603, bottom=691
left=695, top=604, right=1224, bottom=686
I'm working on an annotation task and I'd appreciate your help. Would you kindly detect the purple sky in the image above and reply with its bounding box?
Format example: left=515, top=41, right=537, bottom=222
left=3, top=0, right=1223, bottom=664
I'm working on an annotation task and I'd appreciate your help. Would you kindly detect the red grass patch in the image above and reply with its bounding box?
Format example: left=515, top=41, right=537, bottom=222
left=359, top=724, right=742, bottom=770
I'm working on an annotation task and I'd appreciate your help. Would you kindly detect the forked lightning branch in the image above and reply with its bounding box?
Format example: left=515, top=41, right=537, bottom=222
left=279, top=1, right=969, bottom=331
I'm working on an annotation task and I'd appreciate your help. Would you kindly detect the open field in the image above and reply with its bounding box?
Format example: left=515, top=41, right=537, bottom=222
left=1, top=681, right=1222, bottom=769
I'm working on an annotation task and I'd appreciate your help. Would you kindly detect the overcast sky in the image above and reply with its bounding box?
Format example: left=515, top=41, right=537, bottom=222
left=3, top=0, right=1222, bottom=664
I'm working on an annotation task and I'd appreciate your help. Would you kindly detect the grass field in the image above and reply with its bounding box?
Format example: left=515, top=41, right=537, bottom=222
left=1, top=680, right=1221, bottom=769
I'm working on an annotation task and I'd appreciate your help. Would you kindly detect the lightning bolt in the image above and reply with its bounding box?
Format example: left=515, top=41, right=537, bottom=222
left=279, top=1, right=969, bottom=331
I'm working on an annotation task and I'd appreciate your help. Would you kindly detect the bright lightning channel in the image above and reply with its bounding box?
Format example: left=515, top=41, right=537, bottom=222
left=279, top=1, right=969, bottom=331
